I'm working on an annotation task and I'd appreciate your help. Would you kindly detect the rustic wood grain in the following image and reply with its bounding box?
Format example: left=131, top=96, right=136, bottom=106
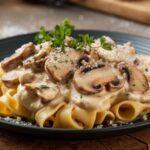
left=0, top=129, right=109, bottom=150
left=129, top=128, right=150, bottom=147
left=0, top=129, right=149, bottom=150
left=70, top=0, right=150, bottom=24
left=100, top=135, right=148, bottom=150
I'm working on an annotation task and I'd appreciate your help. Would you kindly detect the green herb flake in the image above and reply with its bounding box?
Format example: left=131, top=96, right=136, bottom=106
left=70, top=59, right=74, bottom=64
left=40, top=85, right=50, bottom=89
left=53, top=65, right=58, bottom=70
left=65, top=60, right=68, bottom=63
left=145, top=68, right=149, bottom=72
left=100, top=36, right=112, bottom=51
left=69, top=34, right=94, bottom=51
left=40, top=45, right=43, bottom=49
left=80, top=95, right=83, bottom=99
left=54, top=56, right=57, bottom=61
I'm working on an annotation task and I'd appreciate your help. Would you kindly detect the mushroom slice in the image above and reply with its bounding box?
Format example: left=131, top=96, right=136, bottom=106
left=17, top=86, right=44, bottom=112
left=19, top=71, right=35, bottom=85
left=118, top=62, right=149, bottom=93
left=25, top=82, right=59, bottom=103
left=107, top=78, right=125, bottom=92
left=2, top=70, right=22, bottom=88
left=23, top=50, right=48, bottom=72
left=73, top=65, right=120, bottom=94
left=77, top=54, right=90, bottom=67
left=23, top=58, right=47, bottom=72
left=45, top=49, right=81, bottom=82
left=1, top=42, right=36, bottom=72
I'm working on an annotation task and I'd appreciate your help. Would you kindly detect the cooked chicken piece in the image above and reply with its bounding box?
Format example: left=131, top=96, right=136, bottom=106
left=73, top=64, right=122, bottom=94
left=2, top=70, right=22, bottom=88
left=1, top=42, right=36, bottom=72
left=45, top=48, right=81, bottom=82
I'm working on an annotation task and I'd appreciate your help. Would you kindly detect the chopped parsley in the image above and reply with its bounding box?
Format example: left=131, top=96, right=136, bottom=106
left=35, top=19, right=115, bottom=52
left=80, top=95, right=83, bottom=99
left=40, top=85, right=50, bottom=89
left=35, top=19, right=95, bottom=52
left=70, top=59, right=74, bottom=64
left=40, top=45, right=43, bottom=49
left=69, top=34, right=94, bottom=51
left=100, top=36, right=112, bottom=50
left=35, top=19, right=74, bottom=51
left=35, top=26, right=51, bottom=44
left=53, top=65, right=58, bottom=70
left=145, top=68, right=149, bottom=72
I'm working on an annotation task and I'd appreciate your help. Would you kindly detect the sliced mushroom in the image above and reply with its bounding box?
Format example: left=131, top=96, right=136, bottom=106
left=89, top=49, right=100, bottom=60
left=45, top=49, right=81, bottom=82
left=23, top=50, right=47, bottom=72
left=118, top=62, right=149, bottom=93
left=19, top=71, right=35, bottom=85
left=24, top=58, right=47, bottom=72
left=2, top=70, right=22, bottom=88
left=73, top=64, right=120, bottom=94
left=17, top=86, right=44, bottom=112
left=1, top=42, right=36, bottom=72
left=77, top=54, right=90, bottom=67
left=107, top=78, right=125, bottom=92
left=70, top=84, right=116, bottom=111
left=25, top=82, right=59, bottom=103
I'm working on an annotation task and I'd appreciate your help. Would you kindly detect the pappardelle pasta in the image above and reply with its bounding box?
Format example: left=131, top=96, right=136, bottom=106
left=0, top=19, right=150, bottom=129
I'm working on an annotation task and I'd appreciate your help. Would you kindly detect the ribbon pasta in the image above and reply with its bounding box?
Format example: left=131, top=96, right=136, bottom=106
left=111, top=101, right=150, bottom=122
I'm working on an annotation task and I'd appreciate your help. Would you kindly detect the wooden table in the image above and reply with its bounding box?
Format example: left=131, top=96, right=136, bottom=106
left=0, top=0, right=150, bottom=150
left=0, top=128, right=150, bottom=150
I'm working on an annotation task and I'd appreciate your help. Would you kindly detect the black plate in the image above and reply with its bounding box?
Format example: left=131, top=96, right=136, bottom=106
left=0, top=30, right=150, bottom=139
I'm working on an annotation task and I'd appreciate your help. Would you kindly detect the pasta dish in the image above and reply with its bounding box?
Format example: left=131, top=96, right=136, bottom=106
left=0, top=19, right=150, bottom=129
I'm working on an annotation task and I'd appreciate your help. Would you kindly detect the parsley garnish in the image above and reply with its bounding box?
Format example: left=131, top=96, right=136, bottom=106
left=78, top=34, right=94, bottom=46
left=35, top=20, right=112, bottom=52
left=145, top=68, right=149, bottom=72
left=53, top=65, right=58, bottom=70
left=100, top=36, right=112, bottom=50
left=69, top=34, right=94, bottom=51
left=35, top=19, right=74, bottom=51
left=40, top=85, right=50, bottom=89
left=80, top=95, right=83, bottom=99
left=35, top=26, right=51, bottom=44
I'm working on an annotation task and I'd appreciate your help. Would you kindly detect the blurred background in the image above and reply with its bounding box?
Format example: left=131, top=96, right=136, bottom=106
left=0, top=0, right=150, bottom=39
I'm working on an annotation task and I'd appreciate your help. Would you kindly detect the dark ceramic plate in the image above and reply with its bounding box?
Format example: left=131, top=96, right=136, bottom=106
left=0, top=30, right=149, bottom=139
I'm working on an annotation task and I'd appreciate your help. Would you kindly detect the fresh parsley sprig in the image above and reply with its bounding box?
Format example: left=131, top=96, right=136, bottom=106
left=100, top=36, right=112, bottom=50
left=69, top=34, right=94, bottom=51
left=35, top=26, right=51, bottom=44
left=51, top=19, right=74, bottom=49
left=35, top=19, right=74, bottom=50
left=35, top=19, right=94, bottom=51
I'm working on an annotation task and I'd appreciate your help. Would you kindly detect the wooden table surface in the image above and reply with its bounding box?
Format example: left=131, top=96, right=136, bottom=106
left=0, top=0, right=150, bottom=150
